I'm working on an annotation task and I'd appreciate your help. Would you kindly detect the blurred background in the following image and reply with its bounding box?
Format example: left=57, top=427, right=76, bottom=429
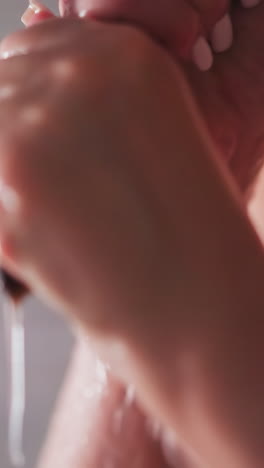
left=0, top=1, right=74, bottom=467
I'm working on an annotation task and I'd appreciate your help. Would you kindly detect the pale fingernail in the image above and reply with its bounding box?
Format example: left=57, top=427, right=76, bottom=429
left=29, top=0, right=45, bottom=13
left=21, top=5, right=36, bottom=26
left=211, top=14, right=233, bottom=53
left=192, top=36, right=213, bottom=71
left=241, top=0, right=261, bottom=7
left=21, top=0, right=53, bottom=26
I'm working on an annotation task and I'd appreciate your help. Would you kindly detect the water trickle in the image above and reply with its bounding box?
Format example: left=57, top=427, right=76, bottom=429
left=4, top=296, right=25, bottom=467
left=2, top=273, right=28, bottom=467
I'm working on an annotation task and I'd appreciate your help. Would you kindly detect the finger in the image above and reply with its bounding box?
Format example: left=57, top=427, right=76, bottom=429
left=190, top=0, right=230, bottom=29
left=0, top=17, right=83, bottom=58
left=189, top=0, right=233, bottom=53
left=0, top=2, right=52, bottom=304
left=192, top=0, right=263, bottom=53
left=21, top=0, right=56, bottom=27
left=0, top=51, right=51, bottom=97
left=61, top=0, right=215, bottom=69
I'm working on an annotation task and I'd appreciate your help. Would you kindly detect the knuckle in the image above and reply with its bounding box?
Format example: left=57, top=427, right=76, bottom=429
left=0, top=84, right=18, bottom=100
left=0, top=31, right=28, bottom=58
left=18, top=105, right=48, bottom=128
left=52, top=56, right=82, bottom=82
left=53, top=53, right=104, bottom=96
left=50, top=54, right=92, bottom=93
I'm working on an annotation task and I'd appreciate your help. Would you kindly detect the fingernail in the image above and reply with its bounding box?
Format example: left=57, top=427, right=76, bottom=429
left=192, top=36, right=213, bottom=71
left=21, top=0, right=54, bottom=26
left=241, top=0, right=261, bottom=7
left=211, top=14, right=233, bottom=53
left=21, top=5, right=36, bottom=26
left=28, top=0, right=45, bottom=13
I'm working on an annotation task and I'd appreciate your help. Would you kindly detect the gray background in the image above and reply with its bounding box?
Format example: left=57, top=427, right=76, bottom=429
left=0, top=1, right=74, bottom=467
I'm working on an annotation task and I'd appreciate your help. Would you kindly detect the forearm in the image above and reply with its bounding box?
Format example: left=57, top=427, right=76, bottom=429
left=3, top=11, right=264, bottom=465
left=38, top=76, right=264, bottom=468
left=116, top=129, right=264, bottom=467
left=37, top=340, right=171, bottom=468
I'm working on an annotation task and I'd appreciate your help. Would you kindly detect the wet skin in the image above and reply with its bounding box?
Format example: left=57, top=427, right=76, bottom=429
left=1, top=1, right=264, bottom=467
left=31, top=2, right=264, bottom=468
left=58, top=0, right=264, bottom=196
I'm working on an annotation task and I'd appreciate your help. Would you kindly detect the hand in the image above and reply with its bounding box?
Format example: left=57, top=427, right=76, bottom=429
left=59, top=0, right=261, bottom=71
left=0, top=18, right=208, bottom=331
left=19, top=0, right=264, bottom=194
left=58, top=0, right=264, bottom=196
left=62, top=0, right=232, bottom=70
left=37, top=338, right=206, bottom=468
left=2, top=8, right=264, bottom=468
left=28, top=0, right=264, bottom=197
